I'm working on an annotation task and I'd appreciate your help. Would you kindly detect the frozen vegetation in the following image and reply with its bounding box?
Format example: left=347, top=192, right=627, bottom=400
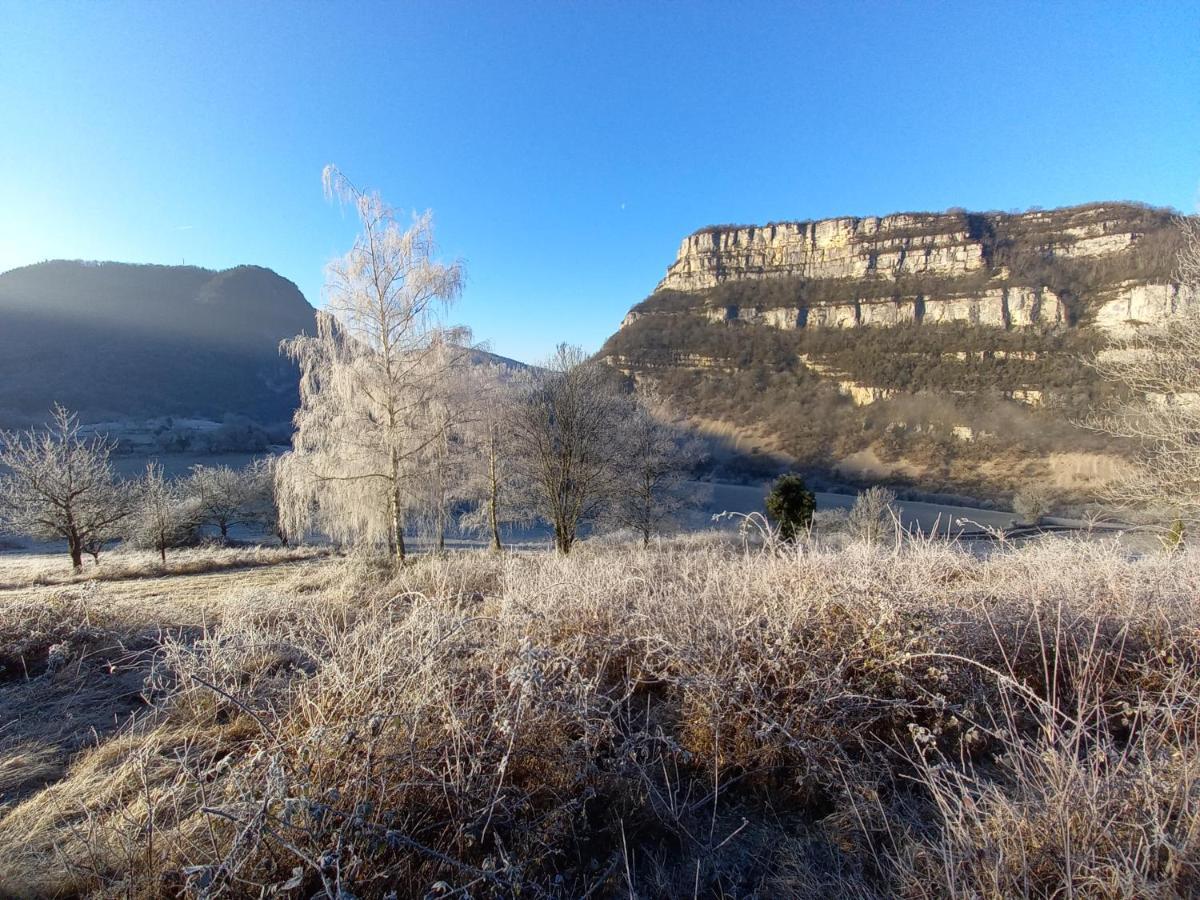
left=0, top=536, right=1198, bottom=896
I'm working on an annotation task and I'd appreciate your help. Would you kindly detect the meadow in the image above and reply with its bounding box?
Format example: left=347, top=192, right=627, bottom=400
left=0, top=532, right=1195, bottom=898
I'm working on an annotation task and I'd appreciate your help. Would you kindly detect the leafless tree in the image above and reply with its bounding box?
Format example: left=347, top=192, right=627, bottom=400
left=188, top=464, right=257, bottom=541
left=411, top=338, right=474, bottom=553
left=609, top=394, right=699, bottom=546
left=131, top=462, right=202, bottom=564
left=847, top=485, right=898, bottom=543
left=509, top=345, right=631, bottom=553
left=459, top=362, right=529, bottom=551
left=0, top=405, right=132, bottom=570
left=1088, top=216, right=1200, bottom=527
left=278, top=166, right=467, bottom=563
left=249, top=456, right=291, bottom=546
left=1012, top=486, right=1052, bottom=527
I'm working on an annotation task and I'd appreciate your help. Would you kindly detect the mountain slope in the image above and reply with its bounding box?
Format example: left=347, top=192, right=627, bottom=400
left=0, top=261, right=316, bottom=428
left=603, top=202, right=1196, bottom=501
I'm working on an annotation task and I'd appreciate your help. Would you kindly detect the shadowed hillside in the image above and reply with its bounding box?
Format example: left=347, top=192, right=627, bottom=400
left=0, top=261, right=316, bottom=428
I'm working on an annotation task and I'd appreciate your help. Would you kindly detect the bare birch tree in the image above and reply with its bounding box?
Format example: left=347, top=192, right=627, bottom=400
left=0, top=406, right=132, bottom=570
left=509, top=345, right=630, bottom=553
left=847, top=485, right=898, bottom=543
left=412, top=337, right=474, bottom=552
left=278, top=166, right=466, bottom=562
left=1088, top=216, right=1200, bottom=527
left=460, top=362, right=527, bottom=551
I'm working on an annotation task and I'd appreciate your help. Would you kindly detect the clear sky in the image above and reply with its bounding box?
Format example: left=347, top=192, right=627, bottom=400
left=2, top=1, right=1198, bottom=363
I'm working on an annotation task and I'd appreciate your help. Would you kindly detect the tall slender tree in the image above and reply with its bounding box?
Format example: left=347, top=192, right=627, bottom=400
left=413, top=336, right=473, bottom=552
left=460, top=361, right=526, bottom=551
left=278, top=167, right=467, bottom=562
left=249, top=456, right=291, bottom=546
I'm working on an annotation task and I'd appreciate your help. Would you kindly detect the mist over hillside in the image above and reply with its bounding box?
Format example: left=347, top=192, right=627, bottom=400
left=0, top=260, right=317, bottom=430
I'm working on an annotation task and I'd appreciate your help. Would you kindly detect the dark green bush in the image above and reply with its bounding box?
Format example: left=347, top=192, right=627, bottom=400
left=766, top=474, right=816, bottom=541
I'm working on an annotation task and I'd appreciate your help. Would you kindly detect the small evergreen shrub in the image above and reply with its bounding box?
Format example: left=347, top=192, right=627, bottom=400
left=765, top=473, right=816, bottom=541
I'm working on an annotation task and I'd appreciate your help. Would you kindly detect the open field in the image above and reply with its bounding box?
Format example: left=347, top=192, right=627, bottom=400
left=0, top=534, right=1197, bottom=897
left=0, top=545, right=327, bottom=593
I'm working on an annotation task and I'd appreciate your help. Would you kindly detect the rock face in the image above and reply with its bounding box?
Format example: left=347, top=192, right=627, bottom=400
left=604, top=201, right=1194, bottom=428
left=643, top=203, right=1188, bottom=337
left=603, top=203, right=1196, bottom=498
left=701, top=286, right=1069, bottom=331
left=659, top=214, right=987, bottom=292
left=1094, top=282, right=1200, bottom=335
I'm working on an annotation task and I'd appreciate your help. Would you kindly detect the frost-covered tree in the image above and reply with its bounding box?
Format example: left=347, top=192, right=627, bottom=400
left=131, top=462, right=202, bottom=564
left=0, top=405, right=132, bottom=570
left=412, top=337, right=474, bottom=552
left=610, top=396, right=699, bottom=546
left=1088, top=216, right=1200, bottom=527
left=278, top=166, right=467, bottom=562
left=459, top=362, right=528, bottom=551
left=188, top=464, right=257, bottom=540
left=847, top=485, right=897, bottom=543
left=248, top=456, right=291, bottom=546
left=509, top=345, right=631, bottom=553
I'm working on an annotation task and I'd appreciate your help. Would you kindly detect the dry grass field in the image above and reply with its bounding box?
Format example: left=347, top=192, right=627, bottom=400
left=0, top=535, right=1197, bottom=898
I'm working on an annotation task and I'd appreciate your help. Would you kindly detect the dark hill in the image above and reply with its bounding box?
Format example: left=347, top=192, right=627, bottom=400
left=0, top=261, right=316, bottom=428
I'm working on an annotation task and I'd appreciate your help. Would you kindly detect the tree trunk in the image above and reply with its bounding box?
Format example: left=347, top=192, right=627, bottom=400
left=160, top=544, right=167, bottom=564
left=392, top=495, right=406, bottom=565
left=489, top=496, right=502, bottom=552
left=68, top=536, right=83, bottom=572
left=488, top=450, right=502, bottom=552
left=555, top=524, right=573, bottom=554
left=219, top=522, right=229, bottom=541
left=389, top=450, right=406, bottom=565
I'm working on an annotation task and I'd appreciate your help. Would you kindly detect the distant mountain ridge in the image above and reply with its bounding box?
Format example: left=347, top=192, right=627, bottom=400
left=0, top=260, right=317, bottom=428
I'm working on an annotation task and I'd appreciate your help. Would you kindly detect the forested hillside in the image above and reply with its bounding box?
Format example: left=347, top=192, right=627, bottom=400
left=603, top=203, right=1195, bottom=502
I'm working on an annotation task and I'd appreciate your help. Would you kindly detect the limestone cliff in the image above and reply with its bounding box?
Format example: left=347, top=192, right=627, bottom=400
left=643, top=203, right=1190, bottom=337
left=601, top=202, right=1193, bottom=501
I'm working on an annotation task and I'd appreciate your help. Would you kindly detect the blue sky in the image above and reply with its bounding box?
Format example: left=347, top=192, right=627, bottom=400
left=2, top=1, right=1198, bottom=363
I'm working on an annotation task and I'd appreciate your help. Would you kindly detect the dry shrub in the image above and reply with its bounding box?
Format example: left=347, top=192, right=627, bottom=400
left=2, top=536, right=1200, bottom=897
